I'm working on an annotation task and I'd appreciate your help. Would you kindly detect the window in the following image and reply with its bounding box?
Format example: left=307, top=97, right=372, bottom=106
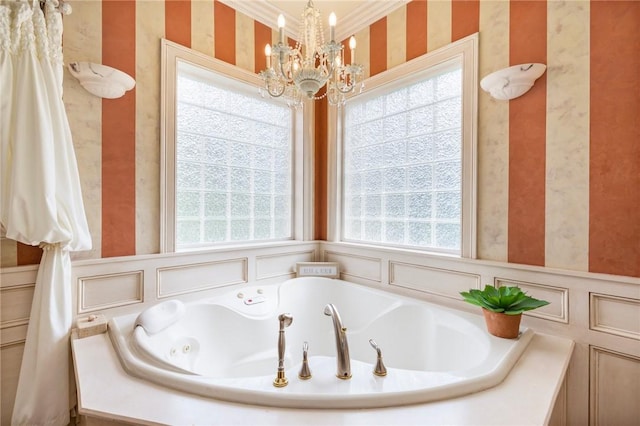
left=335, top=35, right=477, bottom=257
left=161, top=40, right=309, bottom=252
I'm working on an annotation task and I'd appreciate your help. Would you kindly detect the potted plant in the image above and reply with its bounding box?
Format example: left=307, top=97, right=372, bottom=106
left=460, top=285, right=549, bottom=338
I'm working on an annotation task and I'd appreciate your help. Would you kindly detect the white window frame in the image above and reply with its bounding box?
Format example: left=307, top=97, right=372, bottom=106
left=328, top=33, right=478, bottom=258
left=160, top=39, right=314, bottom=252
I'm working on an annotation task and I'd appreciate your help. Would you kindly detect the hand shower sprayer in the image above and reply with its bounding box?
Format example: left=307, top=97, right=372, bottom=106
left=273, top=313, right=293, bottom=387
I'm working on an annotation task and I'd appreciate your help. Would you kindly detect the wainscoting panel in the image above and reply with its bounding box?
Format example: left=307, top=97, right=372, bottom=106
left=390, top=261, right=481, bottom=300
left=0, top=266, right=36, bottom=425
left=255, top=250, right=315, bottom=280
left=324, top=251, right=382, bottom=283
left=590, top=347, right=640, bottom=425
left=496, top=278, right=569, bottom=323
left=0, top=285, right=34, bottom=333
left=0, top=266, right=37, bottom=349
left=590, top=293, right=640, bottom=340
left=0, top=324, right=28, bottom=348
left=1, top=344, right=24, bottom=425
left=78, top=271, right=144, bottom=313
left=157, top=257, right=248, bottom=298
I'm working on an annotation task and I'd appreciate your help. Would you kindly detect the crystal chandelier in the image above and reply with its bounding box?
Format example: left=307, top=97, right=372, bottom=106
left=259, top=0, right=364, bottom=108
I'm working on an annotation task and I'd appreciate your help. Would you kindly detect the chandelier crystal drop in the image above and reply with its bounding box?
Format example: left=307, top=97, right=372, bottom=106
left=259, top=0, right=364, bottom=108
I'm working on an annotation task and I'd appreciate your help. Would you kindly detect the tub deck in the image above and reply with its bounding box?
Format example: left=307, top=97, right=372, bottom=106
left=108, top=278, right=538, bottom=409
left=71, top=330, right=573, bottom=425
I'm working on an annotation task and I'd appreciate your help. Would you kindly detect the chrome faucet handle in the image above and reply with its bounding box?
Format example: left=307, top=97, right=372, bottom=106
left=369, top=339, right=387, bottom=377
left=298, top=341, right=312, bottom=380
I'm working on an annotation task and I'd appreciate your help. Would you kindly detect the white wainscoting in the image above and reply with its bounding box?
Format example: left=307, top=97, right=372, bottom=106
left=589, top=347, right=640, bottom=425
left=319, top=242, right=640, bottom=426
left=0, top=241, right=317, bottom=425
left=157, top=258, right=247, bottom=298
left=496, top=278, right=569, bottom=324
left=78, top=271, right=144, bottom=313
left=1, top=240, right=639, bottom=425
left=0, top=265, right=35, bottom=424
left=590, top=293, right=640, bottom=341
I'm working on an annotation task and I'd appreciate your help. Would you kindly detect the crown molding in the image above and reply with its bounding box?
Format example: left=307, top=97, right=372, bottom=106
left=219, top=0, right=409, bottom=43
left=334, top=0, right=409, bottom=42
left=218, top=0, right=298, bottom=39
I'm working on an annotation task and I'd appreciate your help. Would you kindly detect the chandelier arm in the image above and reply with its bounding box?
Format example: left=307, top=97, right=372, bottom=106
left=335, top=81, right=356, bottom=94
left=267, top=83, right=286, bottom=98
left=327, top=49, right=337, bottom=79
left=326, top=61, right=337, bottom=81
left=277, top=60, right=295, bottom=83
left=264, top=73, right=287, bottom=97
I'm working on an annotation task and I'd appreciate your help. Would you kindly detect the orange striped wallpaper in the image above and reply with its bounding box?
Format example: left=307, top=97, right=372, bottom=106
left=314, top=91, right=328, bottom=241
left=406, top=0, right=427, bottom=61
left=165, top=0, right=191, bottom=48
left=102, top=0, right=136, bottom=258
left=508, top=0, right=547, bottom=267
left=3, top=0, right=638, bottom=279
left=451, top=0, right=478, bottom=42
left=254, top=21, right=271, bottom=74
left=369, top=17, right=387, bottom=77
left=214, top=1, right=235, bottom=65
left=589, top=1, right=640, bottom=277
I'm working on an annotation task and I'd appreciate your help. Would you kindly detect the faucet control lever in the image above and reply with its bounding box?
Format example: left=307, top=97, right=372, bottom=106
left=298, top=341, right=312, bottom=380
left=369, top=339, right=387, bottom=377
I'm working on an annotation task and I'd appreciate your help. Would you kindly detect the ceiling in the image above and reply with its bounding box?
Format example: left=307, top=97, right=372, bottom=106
left=221, top=0, right=408, bottom=42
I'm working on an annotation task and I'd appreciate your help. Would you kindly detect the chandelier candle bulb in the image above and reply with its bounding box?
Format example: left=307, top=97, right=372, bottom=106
left=265, top=44, right=271, bottom=68
left=329, top=12, right=336, bottom=42
left=277, top=14, right=285, bottom=45
left=349, top=36, right=356, bottom=63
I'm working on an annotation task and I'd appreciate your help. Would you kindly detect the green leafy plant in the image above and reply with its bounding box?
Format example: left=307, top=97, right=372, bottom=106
left=460, top=285, right=549, bottom=315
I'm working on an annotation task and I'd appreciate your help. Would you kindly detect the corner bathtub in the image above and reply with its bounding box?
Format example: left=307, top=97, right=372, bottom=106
left=108, top=277, right=533, bottom=409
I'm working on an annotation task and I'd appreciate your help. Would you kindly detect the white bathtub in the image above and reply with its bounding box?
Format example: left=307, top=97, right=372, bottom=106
left=108, top=277, right=533, bottom=408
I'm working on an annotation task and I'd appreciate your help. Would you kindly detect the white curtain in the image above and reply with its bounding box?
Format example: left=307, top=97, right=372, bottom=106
left=0, top=1, right=91, bottom=425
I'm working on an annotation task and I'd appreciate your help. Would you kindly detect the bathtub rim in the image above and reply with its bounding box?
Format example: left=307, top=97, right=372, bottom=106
left=107, top=276, right=535, bottom=409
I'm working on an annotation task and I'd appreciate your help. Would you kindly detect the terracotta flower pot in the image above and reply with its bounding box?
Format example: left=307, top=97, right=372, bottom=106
left=482, top=308, right=522, bottom=339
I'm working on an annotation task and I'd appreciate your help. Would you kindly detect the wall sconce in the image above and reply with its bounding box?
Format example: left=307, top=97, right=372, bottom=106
left=480, top=63, right=546, bottom=101
left=67, top=62, right=135, bottom=99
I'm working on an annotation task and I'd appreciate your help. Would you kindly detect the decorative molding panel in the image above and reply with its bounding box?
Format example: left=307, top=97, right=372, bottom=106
left=255, top=250, right=314, bottom=280
left=324, top=251, right=382, bottom=283
left=1, top=344, right=24, bottom=425
left=0, top=323, right=28, bottom=348
left=0, top=284, right=34, bottom=327
left=1, top=272, right=36, bottom=347
left=78, top=271, right=144, bottom=313
left=390, top=261, right=481, bottom=300
left=157, top=258, right=248, bottom=298
left=590, top=346, right=640, bottom=425
left=496, top=278, right=569, bottom=323
left=590, top=293, right=640, bottom=340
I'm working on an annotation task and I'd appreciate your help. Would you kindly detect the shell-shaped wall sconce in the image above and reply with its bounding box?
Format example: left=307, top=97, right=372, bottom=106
left=480, top=63, right=546, bottom=101
left=68, top=62, right=135, bottom=99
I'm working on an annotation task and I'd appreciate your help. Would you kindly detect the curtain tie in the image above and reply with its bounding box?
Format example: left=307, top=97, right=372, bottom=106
left=39, top=242, right=61, bottom=251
